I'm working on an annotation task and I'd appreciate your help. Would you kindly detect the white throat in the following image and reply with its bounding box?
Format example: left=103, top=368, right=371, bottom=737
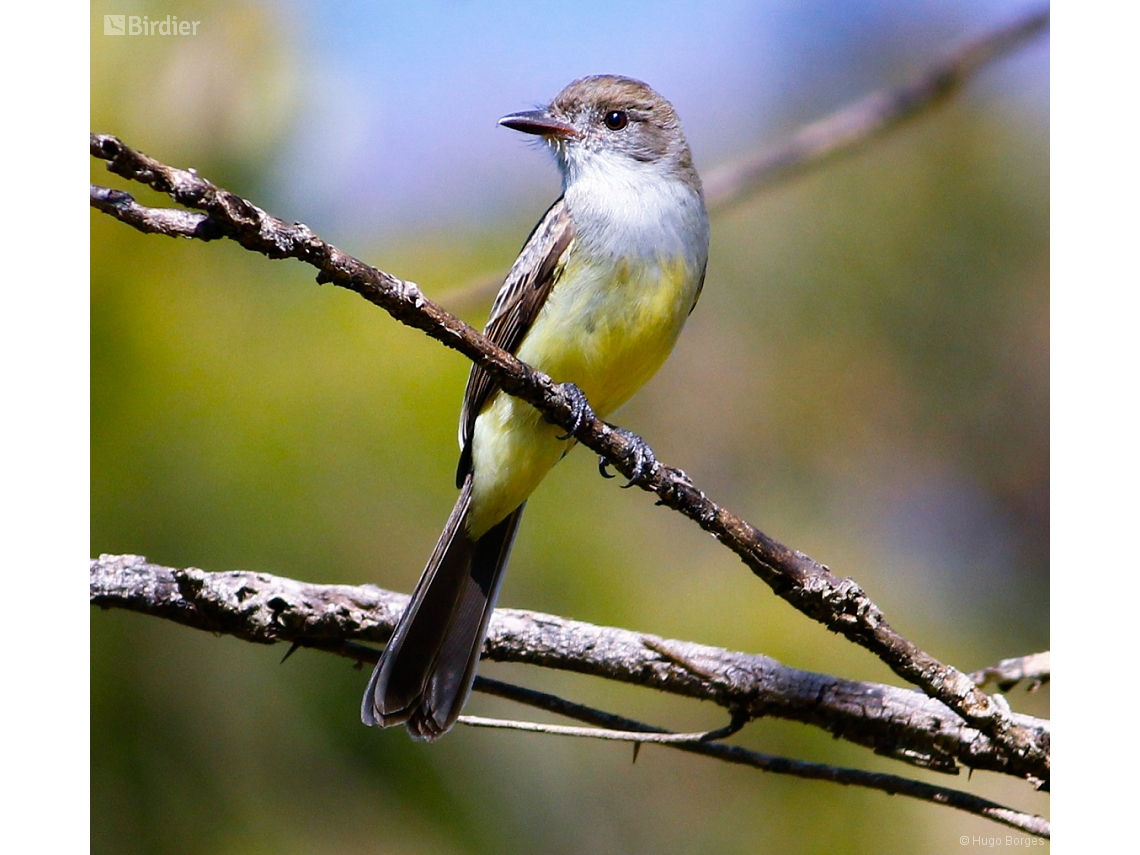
left=560, top=148, right=709, bottom=269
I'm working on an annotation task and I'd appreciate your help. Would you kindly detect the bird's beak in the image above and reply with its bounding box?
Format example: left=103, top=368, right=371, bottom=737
left=499, top=109, right=580, bottom=139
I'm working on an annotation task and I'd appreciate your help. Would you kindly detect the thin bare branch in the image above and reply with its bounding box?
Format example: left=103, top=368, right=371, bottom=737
left=701, top=7, right=1050, bottom=209
left=89, top=136, right=1048, bottom=784
left=89, top=184, right=225, bottom=240
left=971, top=652, right=1050, bottom=692
left=90, top=554, right=1048, bottom=783
left=458, top=715, right=740, bottom=745
left=462, top=679, right=1048, bottom=839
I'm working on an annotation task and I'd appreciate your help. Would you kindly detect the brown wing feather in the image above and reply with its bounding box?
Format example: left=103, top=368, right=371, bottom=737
left=456, top=197, right=575, bottom=485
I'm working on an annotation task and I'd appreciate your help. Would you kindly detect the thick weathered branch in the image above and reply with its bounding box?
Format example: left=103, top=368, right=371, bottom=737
left=90, top=555, right=1048, bottom=784
left=89, top=133, right=1048, bottom=784
left=90, top=555, right=1049, bottom=836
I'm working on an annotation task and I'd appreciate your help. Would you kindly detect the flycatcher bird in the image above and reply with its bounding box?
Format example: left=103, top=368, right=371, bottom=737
left=362, top=75, right=710, bottom=740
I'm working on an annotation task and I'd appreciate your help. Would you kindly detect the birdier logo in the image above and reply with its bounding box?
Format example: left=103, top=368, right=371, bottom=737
left=103, top=15, right=201, bottom=36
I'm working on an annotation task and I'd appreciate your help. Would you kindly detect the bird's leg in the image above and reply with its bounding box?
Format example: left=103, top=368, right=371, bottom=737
left=598, top=426, right=658, bottom=488
left=550, top=381, right=594, bottom=441
left=544, top=382, right=656, bottom=487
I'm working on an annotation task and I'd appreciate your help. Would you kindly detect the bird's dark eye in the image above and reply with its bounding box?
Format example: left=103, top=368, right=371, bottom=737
left=603, top=110, right=628, bottom=130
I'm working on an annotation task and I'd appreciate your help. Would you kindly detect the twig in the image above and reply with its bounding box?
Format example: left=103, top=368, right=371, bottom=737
left=700, top=7, right=1050, bottom=209
left=463, top=678, right=1048, bottom=839
left=971, top=652, right=1050, bottom=692
left=90, top=555, right=1048, bottom=781
left=90, top=185, right=224, bottom=240
left=457, top=715, right=741, bottom=745
left=88, top=137, right=1048, bottom=783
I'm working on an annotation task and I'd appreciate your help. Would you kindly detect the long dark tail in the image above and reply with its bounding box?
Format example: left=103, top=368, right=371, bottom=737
left=361, top=475, right=524, bottom=740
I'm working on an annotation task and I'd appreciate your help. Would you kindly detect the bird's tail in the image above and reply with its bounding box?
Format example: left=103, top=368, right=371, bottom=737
left=361, top=475, right=524, bottom=740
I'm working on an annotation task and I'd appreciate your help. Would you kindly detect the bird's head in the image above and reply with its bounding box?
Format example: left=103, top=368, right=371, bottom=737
left=499, top=75, right=697, bottom=187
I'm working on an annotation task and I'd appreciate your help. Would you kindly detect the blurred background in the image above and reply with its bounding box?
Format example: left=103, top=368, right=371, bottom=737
left=91, top=2, right=1049, bottom=853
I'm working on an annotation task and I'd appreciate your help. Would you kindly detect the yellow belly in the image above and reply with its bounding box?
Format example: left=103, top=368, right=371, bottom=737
left=467, top=253, right=698, bottom=537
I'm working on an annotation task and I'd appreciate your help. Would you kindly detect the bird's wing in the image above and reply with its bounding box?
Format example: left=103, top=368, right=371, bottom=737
left=689, top=261, right=707, bottom=316
left=456, top=197, right=575, bottom=485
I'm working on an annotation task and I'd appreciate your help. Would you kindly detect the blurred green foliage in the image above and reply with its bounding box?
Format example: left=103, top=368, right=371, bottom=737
left=92, top=3, right=1048, bottom=853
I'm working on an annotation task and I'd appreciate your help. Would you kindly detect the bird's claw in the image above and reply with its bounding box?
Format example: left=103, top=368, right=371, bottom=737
left=599, top=427, right=657, bottom=488
left=551, top=382, right=592, bottom=441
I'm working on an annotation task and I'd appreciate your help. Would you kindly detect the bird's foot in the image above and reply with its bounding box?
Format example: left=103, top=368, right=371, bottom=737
left=551, top=382, right=593, bottom=440
left=598, top=426, right=657, bottom=488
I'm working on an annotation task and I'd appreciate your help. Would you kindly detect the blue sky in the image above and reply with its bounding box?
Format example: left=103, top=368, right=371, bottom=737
left=272, top=1, right=1048, bottom=238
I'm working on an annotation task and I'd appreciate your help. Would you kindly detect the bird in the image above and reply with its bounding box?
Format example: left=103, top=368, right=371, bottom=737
left=362, top=75, right=710, bottom=740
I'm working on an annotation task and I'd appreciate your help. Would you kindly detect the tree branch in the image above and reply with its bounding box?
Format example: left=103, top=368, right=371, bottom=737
left=971, top=652, right=1050, bottom=692
left=90, top=184, right=225, bottom=240
left=700, top=6, right=1050, bottom=209
left=462, top=679, right=1048, bottom=838
left=90, top=555, right=1049, bottom=837
left=90, top=555, right=1048, bottom=784
left=456, top=714, right=743, bottom=745
left=89, top=132, right=1048, bottom=784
